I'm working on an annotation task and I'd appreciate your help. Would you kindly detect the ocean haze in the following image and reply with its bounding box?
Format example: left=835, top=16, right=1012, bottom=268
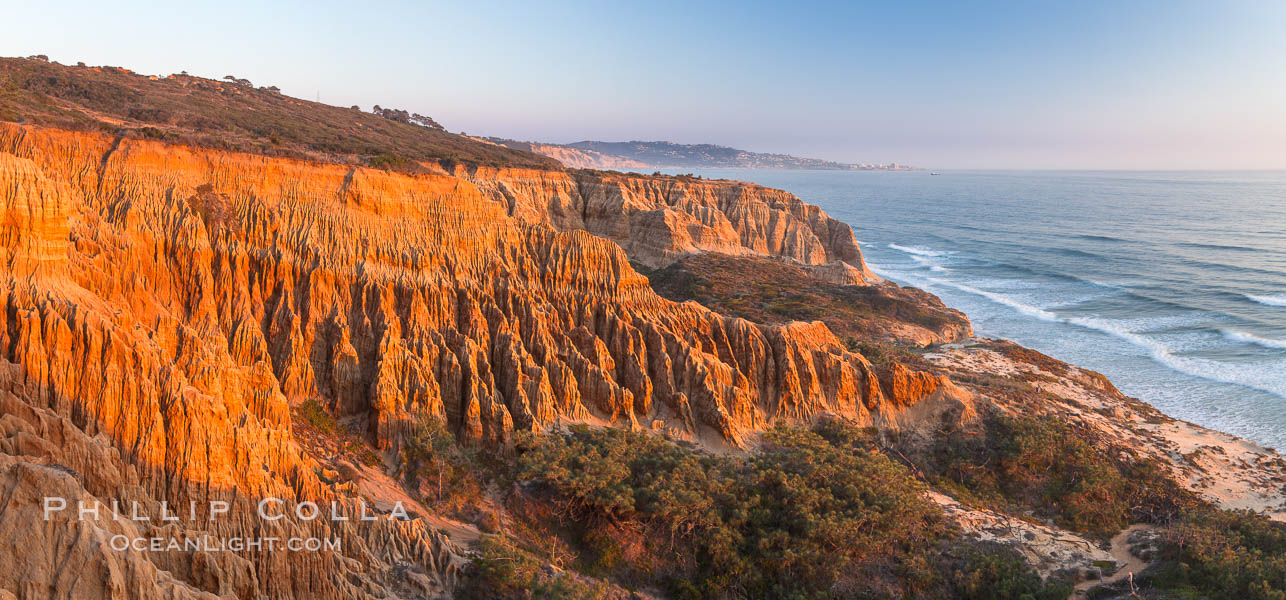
left=667, top=168, right=1286, bottom=450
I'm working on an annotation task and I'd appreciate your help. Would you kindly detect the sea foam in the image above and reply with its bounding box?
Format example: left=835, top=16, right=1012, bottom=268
left=883, top=265, right=1286, bottom=400
left=922, top=276, right=1060, bottom=321
left=1222, top=329, right=1286, bottom=350
left=1061, top=317, right=1286, bottom=399
left=888, top=243, right=948, bottom=257
left=1246, top=294, right=1286, bottom=307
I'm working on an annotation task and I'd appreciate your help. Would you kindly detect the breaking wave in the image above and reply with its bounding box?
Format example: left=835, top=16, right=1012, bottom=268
left=887, top=266, right=1286, bottom=400
left=888, top=243, right=949, bottom=257
left=1222, top=329, right=1286, bottom=350
left=1246, top=294, right=1286, bottom=307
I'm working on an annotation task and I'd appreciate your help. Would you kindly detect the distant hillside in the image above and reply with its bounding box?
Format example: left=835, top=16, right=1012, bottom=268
left=0, top=56, right=561, bottom=169
left=485, top=137, right=914, bottom=171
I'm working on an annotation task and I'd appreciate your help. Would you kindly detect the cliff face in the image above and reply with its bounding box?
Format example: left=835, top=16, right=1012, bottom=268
left=0, top=126, right=466, bottom=600
left=452, top=166, right=882, bottom=284
left=478, top=138, right=650, bottom=170
left=0, top=124, right=946, bottom=599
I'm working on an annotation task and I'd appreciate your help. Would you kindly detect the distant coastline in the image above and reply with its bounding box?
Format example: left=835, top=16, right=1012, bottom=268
left=480, top=137, right=918, bottom=171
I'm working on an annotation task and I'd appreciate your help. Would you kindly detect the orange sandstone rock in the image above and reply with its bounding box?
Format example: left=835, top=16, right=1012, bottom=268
left=0, top=124, right=939, bottom=598
left=453, top=166, right=882, bottom=283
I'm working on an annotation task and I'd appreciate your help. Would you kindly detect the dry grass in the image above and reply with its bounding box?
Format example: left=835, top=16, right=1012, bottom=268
left=0, top=57, right=561, bottom=169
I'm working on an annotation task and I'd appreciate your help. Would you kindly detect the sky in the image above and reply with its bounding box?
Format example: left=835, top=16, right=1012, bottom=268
left=4, top=0, right=1285, bottom=169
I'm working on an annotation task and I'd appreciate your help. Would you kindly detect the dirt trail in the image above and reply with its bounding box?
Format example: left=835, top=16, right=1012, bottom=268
left=1071, top=524, right=1155, bottom=597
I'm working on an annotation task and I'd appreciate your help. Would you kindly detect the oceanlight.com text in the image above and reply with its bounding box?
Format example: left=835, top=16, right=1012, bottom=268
left=109, top=535, right=341, bottom=553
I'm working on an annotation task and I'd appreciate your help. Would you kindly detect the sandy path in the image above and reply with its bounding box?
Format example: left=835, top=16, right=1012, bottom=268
left=1071, top=524, right=1154, bottom=597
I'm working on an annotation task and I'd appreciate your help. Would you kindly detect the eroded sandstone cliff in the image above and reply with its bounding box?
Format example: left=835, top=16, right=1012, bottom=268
left=450, top=165, right=882, bottom=284
left=474, top=138, right=650, bottom=171
left=0, top=124, right=946, bottom=599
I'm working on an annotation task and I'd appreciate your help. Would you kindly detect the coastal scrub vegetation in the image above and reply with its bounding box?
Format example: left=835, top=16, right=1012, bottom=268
left=457, top=535, right=617, bottom=600
left=398, top=416, right=486, bottom=514
left=330, top=405, right=1285, bottom=599
left=0, top=56, right=560, bottom=168
left=370, top=104, right=445, bottom=130
left=920, top=413, right=1199, bottom=539
left=486, top=422, right=1071, bottom=599
left=1147, top=508, right=1286, bottom=599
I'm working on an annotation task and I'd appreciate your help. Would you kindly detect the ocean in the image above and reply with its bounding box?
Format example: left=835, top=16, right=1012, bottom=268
left=672, top=169, right=1286, bottom=450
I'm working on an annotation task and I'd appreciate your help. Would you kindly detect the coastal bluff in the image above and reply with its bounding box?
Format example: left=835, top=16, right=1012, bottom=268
left=0, top=123, right=949, bottom=599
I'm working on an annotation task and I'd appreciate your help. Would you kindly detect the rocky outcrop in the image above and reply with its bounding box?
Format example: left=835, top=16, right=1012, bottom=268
left=644, top=253, right=972, bottom=347
left=0, top=124, right=942, bottom=599
left=449, top=166, right=882, bottom=284
left=476, top=138, right=650, bottom=170
left=881, top=362, right=943, bottom=408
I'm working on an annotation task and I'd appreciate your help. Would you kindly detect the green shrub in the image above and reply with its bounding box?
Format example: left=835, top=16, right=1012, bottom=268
left=511, top=422, right=1069, bottom=599
left=297, top=398, right=337, bottom=434
left=458, top=535, right=613, bottom=600
left=399, top=417, right=484, bottom=513
left=949, top=542, right=1073, bottom=600
left=847, top=338, right=924, bottom=370
left=924, top=414, right=1197, bottom=538
left=1148, top=508, right=1286, bottom=599
left=367, top=152, right=424, bottom=174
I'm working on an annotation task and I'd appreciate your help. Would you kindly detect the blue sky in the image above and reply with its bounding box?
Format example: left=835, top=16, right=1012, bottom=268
left=5, top=0, right=1284, bottom=168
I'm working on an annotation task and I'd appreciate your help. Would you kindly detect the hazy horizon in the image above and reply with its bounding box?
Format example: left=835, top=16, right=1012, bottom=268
left=6, top=0, right=1285, bottom=170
